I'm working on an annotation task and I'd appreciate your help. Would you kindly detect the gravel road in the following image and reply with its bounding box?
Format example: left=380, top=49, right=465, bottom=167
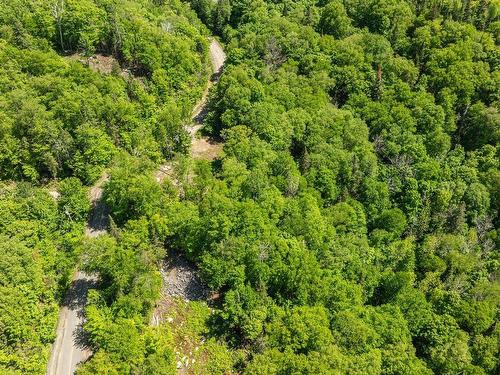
left=47, top=38, right=225, bottom=375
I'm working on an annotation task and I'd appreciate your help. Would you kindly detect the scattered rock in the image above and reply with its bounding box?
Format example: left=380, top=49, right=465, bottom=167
left=158, top=249, right=210, bottom=302
left=48, top=190, right=60, bottom=200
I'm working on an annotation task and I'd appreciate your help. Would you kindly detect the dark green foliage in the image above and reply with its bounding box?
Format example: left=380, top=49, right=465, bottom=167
left=0, top=0, right=208, bottom=183
left=1, top=0, right=499, bottom=374
left=177, top=0, right=499, bottom=373
left=318, top=0, right=352, bottom=39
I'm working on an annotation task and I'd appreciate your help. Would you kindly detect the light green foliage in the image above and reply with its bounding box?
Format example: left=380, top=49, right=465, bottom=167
left=1, top=0, right=499, bottom=374
left=267, top=305, right=333, bottom=353
left=58, top=177, right=91, bottom=223
left=0, top=0, right=208, bottom=182
left=166, top=301, right=237, bottom=374
left=220, top=284, right=269, bottom=342
left=103, top=154, right=164, bottom=225
left=0, top=183, right=84, bottom=374
left=80, top=219, right=168, bottom=372
left=0, top=1, right=210, bottom=374
left=59, top=0, right=107, bottom=52
left=71, top=125, right=117, bottom=184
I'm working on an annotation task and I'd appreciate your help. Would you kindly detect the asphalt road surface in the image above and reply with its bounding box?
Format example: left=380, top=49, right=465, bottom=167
left=46, top=38, right=225, bottom=375
left=45, top=272, right=98, bottom=375
left=46, top=179, right=106, bottom=375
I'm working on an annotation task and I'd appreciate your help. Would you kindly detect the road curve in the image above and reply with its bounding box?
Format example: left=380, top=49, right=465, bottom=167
left=46, top=178, right=108, bottom=375
left=47, top=38, right=225, bottom=375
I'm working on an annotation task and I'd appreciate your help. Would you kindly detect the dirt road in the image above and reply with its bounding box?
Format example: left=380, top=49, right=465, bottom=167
left=208, top=39, right=226, bottom=74
left=190, top=39, right=225, bottom=122
left=153, top=39, right=226, bottom=329
left=47, top=38, right=225, bottom=375
left=156, top=38, right=226, bottom=181
left=189, top=39, right=226, bottom=160
left=46, top=178, right=107, bottom=375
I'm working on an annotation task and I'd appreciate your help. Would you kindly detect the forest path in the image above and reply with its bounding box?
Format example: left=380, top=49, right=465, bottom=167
left=190, top=39, right=225, bottom=159
left=156, top=38, right=225, bottom=186
left=46, top=175, right=108, bottom=375
left=152, top=39, right=225, bottom=330
left=47, top=38, right=225, bottom=375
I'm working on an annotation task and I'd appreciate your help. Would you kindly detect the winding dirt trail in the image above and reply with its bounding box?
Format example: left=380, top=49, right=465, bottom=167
left=153, top=39, right=225, bottom=322
left=47, top=39, right=225, bottom=375
left=157, top=38, right=226, bottom=184
left=190, top=39, right=225, bottom=159
left=151, top=38, right=226, bottom=375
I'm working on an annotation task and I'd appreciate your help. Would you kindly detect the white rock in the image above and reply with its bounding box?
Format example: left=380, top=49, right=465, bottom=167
left=48, top=191, right=60, bottom=199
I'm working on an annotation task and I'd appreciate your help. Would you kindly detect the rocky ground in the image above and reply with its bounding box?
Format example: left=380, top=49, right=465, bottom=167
left=151, top=249, right=210, bottom=326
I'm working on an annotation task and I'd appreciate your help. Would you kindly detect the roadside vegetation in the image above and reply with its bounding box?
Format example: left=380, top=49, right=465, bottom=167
left=0, top=0, right=499, bottom=374
left=0, top=0, right=209, bottom=373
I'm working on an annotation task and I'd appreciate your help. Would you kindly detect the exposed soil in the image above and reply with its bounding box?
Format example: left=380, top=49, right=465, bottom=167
left=48, top=190, right=61, bottom=200
left=155, top=163, right=175, bottom=184
left=191, top=136, right=224, bottom=160
left=187, top=39, right=226, bottom=161
left=153, top=40, right=226, bottom=331
left=190, top=123, right=223, bottom=160
left=67, top=53, right=131, bottom=79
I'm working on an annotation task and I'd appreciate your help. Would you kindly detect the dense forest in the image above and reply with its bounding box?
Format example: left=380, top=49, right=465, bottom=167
left=0, top=0, right=499, bottom=374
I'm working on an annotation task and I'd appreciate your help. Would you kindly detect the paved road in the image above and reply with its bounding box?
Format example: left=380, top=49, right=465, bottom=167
left=46, top=272, right=98, bottom=375
left=47, top=38, right=225, bottom=375
left=46, top=177, right=108, bottom=375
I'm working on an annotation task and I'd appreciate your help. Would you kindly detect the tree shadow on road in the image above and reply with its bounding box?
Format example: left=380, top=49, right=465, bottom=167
left=63, top=276, right=99, bottom=351
left=63, top=277, right=99, bottom=311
